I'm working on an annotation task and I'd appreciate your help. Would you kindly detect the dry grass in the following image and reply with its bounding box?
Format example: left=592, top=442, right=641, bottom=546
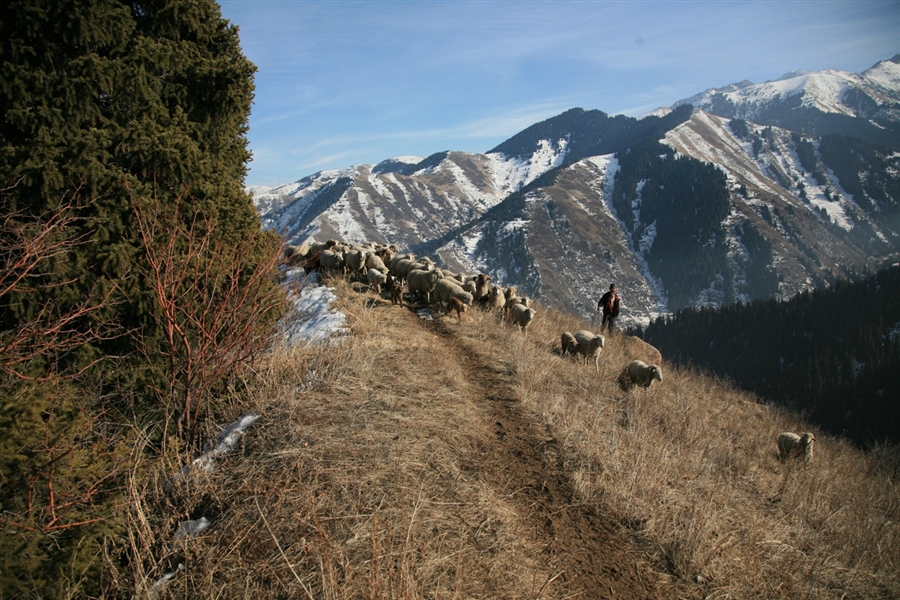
left=127, top=279, right=900, bottom=599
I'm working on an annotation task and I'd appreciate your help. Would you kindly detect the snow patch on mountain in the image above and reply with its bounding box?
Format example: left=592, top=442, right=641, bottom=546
left=487, top=138, right=568, bottom=190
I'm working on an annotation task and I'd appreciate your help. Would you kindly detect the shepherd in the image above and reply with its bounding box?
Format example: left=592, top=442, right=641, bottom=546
left=597, top=283, right=620, bottom=334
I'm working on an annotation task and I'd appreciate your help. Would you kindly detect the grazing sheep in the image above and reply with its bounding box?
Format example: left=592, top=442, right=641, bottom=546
left=777, top=432, right=816, bottom=462
left=448, top=297, right=468, bottom=321
left=508, top=303, right=536, bottom=333
left=367, top=268, right=388, bottom=293
left=307, top=239, right=337, bottom=259
left=573, top=330, right=605, bottom=371
left=406, top=268, right=443, bottom=303
left=619, top=360, right=663, bottom=391
left=560, top=331, right=578, bottom=356
left=504, top=286, right=517, bottom=302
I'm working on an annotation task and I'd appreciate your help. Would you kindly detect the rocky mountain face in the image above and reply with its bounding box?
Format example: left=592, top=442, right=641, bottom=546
left=253, top=56, right=900, bottom=329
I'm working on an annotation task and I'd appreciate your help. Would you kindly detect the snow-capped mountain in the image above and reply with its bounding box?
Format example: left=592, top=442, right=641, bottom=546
left=254, top=55, right=900, bottom=329
left=673, top=55, right=900, bottom=150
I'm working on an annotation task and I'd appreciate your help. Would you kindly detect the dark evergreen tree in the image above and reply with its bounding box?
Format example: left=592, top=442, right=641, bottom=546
left=1, top=0, right=263, bottom=355
left=0, top=1, right=280, bottom=594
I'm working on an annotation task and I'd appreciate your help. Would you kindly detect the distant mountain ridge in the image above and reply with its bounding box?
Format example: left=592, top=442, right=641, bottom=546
left=673, top=54, right=900, bottom=150
left=253, top=54, right=900, bottom=328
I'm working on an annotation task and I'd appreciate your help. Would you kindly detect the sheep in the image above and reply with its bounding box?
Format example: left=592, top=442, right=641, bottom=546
left=390, top=278, right=403, bottom=306
left=406, top=268, right=443, bottom=303
left=560, top=331, right=578, bottom=356
left=472, top=273, right=491, bottom=301
left=344, top=248, right=372, bottom=280
left=365, top=252, right=389, bottom=274
left=619, top=360, right=663, bottom=391
left=367, top=268, right=388, bottom=293
left=307, top=239, right=337, bottom=259
left=283, top=244, right=300, bottom=261
left=573, top=330, right=605, bottom=371
left=389, top=255, right=420, bottom=282
left=485, top=285, right=506, bottom=312
left=319, top=249, right=345, bottom=276
left=508, top=303, right=536, bottom=333
left=375, top=247, right=394, bottom=268
left=777, top=432, right=816, bottom=462
left=448, top=297, right=468, bottom=321
left=432, top=278, right=472, bottom=308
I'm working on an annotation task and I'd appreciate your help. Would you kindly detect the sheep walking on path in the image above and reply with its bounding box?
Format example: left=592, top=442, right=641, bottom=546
left=777, top=432, right=815, bottom=462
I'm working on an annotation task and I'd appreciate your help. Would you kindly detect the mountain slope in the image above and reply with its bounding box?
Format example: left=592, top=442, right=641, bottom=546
left=254, top=55, right=900, bottom=327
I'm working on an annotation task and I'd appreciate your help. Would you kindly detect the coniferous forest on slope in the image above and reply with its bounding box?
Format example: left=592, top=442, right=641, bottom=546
left=640, top=266, right=900, bottom=447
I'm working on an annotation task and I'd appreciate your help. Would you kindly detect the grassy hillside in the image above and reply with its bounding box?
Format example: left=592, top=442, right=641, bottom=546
left=131, top=276, right=900, bottom=599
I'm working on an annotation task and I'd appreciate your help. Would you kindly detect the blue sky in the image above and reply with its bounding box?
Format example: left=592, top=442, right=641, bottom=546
left=218, top=1, right=900, bottom=187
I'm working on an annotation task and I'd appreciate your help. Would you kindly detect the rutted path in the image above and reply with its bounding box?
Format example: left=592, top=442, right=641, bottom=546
left=418, top=311, right=679, bottom=599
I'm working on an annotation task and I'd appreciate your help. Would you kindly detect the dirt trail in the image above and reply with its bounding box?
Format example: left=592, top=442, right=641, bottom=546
left=417, top=311, right=680, bottom=599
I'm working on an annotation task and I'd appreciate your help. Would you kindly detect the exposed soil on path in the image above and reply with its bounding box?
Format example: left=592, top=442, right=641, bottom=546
left=414, top=309, right=683, bottom=599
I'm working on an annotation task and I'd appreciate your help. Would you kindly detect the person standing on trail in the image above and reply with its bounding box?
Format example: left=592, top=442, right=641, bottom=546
left=597, top=283, right=620, bottom=333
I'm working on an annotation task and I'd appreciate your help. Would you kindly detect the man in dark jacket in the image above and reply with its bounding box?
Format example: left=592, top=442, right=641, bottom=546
left=598, top=283, right=620, bottom=333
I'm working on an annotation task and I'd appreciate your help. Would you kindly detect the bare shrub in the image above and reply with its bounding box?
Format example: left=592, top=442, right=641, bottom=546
left=130, top=191, right=286, bottom=445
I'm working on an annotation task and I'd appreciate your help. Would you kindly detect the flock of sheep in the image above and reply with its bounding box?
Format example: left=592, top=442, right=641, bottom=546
left=284, top=238, right=816, bottom=464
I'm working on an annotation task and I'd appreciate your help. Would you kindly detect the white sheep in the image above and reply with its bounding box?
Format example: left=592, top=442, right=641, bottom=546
left=619, top=360, right=663, bottom=391
left=432, top=278, right=472, bottom=308
left=508, top=303, right=536, bottom=333
left=365, top=253, right=389, bottom=274
left=777, top=432, right=816, bottom=462
left=573, top=330, right=605, bottom=371
left=367, top=268, right=388, bottom=293
left=388, top=254, right=418, bottom=281
left=344, top=248, right=372, bottom=279
left=406, top=268, right=443, bottom=303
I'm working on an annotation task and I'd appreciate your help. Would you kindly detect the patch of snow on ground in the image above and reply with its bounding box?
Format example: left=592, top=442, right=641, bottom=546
left=485, top=153, right=530, bottom=195
left=281, top=270, right=348, bottom=345
left=186, top=414, right=260, bottom=475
